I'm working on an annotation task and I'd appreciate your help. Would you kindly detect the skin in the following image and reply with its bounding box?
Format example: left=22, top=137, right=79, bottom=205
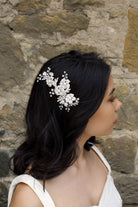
left=81, top=75, right=122, bottom=139
left=9, top=75, right=122, bottom=207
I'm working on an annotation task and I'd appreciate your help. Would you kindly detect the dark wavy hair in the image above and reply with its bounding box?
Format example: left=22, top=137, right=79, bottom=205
left=11, top=50, right=111, bottom=181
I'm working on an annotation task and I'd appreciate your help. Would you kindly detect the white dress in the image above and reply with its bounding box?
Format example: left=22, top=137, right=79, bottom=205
left=8, top=144, right=122, bottom=207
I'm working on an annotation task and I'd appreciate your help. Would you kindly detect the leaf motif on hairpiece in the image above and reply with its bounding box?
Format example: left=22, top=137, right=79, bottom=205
left=37, top=67, right=79, bottom=112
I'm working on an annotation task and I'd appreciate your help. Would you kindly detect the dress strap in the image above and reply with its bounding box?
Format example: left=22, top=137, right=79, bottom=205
left=8, top=174, right=55, bottom=207
left=88, top=142, right=111, bottom=173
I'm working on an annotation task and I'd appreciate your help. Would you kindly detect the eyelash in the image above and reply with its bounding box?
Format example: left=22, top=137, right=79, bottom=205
left=110, top=97, right=116, bottom=102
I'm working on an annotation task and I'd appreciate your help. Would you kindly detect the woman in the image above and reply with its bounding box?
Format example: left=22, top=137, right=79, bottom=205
left=8, top=50, right=122, bottom=207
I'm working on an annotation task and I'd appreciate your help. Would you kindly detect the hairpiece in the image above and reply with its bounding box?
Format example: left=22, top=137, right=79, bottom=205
left=37, top=67, right=79, bottom=112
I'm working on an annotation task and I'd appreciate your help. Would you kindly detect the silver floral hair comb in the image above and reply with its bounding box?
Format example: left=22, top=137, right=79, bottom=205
left=37, top=67, right=79, bottom=112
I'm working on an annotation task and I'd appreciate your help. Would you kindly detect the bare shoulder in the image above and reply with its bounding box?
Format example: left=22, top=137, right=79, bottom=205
left=88, top=143, right=104, bottom=162
left=9, top=183, right=43, bottom=207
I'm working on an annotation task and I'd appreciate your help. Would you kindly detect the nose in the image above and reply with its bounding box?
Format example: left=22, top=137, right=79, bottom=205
left=115, top=99, right=122, bottom=112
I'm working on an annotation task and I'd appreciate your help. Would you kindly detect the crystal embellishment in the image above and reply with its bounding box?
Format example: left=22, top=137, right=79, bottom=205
left=37, top=67, right=79, bottom=112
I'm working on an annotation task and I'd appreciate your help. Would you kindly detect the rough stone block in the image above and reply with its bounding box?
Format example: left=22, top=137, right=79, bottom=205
left=0, top=182, right=8, bottom=207
left=99, top=136, right=137, bottom=173
left=124, top=206, right=138, bottom=207
left=114, top=84, right=138, bottom=130
left=0, top=130, right=5, bottom=137
left=109, top=11, right=127, bottom=19
left=39, top=44, right=97, bottom=59
left=115, top=175, right=138, bottom=204
left=9, top=12, right=89, bottom=37
left=9, top=0, right=20, bottom=6
left=0, top=0, right=16, bottom=20
left=63, top=0, right=104, bottom=10
left=0, top=104, right=24, bottom=132
left=0, top=23, right=26, bottom=89
left=0, top=150, right=9, bottom=177
left=16, top=0, right=51, bottom=14
left=123, top=8, right=138, bottom=74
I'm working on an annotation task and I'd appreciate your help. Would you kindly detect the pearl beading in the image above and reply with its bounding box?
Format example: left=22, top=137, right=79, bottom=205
left=37, top=67, right=79, bottom=112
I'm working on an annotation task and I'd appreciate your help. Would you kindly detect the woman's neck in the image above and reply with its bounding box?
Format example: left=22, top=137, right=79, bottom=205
left=73, top=135, right=89, bottom=170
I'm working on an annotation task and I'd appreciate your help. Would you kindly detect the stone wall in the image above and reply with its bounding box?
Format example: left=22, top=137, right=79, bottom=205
left=0, top=0, right=138, bottom=206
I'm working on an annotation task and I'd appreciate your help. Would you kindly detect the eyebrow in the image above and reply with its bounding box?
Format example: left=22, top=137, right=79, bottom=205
left=109, top=88, right=115, bottom=96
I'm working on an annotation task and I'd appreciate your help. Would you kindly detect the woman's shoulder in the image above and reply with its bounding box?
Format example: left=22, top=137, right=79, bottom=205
left=9, top=182, right=43, bottom=207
